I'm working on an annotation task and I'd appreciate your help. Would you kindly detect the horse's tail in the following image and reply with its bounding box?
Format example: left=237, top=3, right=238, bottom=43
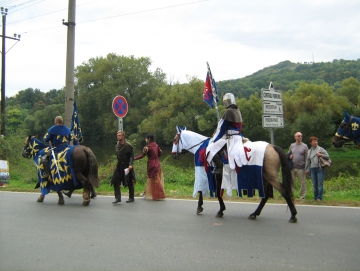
left=273, top=145, right=293, bottom=201
left=84, top=147, right=100, bottom=188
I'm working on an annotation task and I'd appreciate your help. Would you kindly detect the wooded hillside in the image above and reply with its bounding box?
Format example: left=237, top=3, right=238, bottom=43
left=3, top=56, right=360, bottom=154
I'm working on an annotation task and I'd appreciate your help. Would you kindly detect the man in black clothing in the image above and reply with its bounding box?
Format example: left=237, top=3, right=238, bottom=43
left=111, top=130, right=136, bottom=203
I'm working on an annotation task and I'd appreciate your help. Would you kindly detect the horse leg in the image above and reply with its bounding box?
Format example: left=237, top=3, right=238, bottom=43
left=216, top=189, right=226, bottom=217
left=74, top=170, right=91, bottom=206
left=215, top=174, right=226, bottom=218
left=283, top=194, right=298, bottom=223
left=57, top=191, right=65, bottom=205
left=37, top=194, right=45, bottom=202
left=248, top=196, right=269, bottom=220
left=82, top=186, right=91, bottom=206
left=197, top=191, right=204, bottom=214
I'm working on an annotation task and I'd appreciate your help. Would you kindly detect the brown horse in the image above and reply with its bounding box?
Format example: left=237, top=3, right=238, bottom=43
left=171, top=127, right=297, bottom=223
left=22, top=136, right=100, bottom=205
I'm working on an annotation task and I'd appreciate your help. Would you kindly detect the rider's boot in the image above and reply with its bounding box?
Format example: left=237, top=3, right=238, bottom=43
left=212, top=153, right=223, bottom=175
left=112, top=185, right=121, bottom=204
left=41, top=156, right=50, bottom=179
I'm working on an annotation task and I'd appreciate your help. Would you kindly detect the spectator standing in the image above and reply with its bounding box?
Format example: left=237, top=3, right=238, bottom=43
left=305, top=136, right=330, bottom=201
left=287, top=132, right=308, bottom=200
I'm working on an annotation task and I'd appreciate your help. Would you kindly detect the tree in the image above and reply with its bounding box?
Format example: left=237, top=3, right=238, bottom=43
left=75, top=53, right=166, bottom=141
left=3, top=104, right=30, bottom=136
left=336, top=77, right=360, bottom=108
left=23, top=104, right=65, bottom=136
left=13, top=88, right=47, bottom=110
left=138, top=77, right=209, bottom=144
left=45, top=89, right=65, bottom=105
left=293, top=110, right=335, bottom=148
left=237, top=93, right=268, bottom=141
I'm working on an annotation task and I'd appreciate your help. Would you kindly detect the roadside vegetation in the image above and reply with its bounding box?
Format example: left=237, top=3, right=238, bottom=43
left=1, top=58, right=360, bottom=206
left=1, top=135, right=359, bottom=207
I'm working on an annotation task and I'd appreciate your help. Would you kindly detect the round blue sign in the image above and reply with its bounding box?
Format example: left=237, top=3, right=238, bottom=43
left=112, top=95, right=128, bottom=118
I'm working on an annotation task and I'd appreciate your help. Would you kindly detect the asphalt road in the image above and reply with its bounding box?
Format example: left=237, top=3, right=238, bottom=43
left=0, top=191, right=359, bottom=271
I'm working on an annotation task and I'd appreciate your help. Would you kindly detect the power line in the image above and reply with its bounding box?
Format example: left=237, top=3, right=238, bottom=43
left=8, top=0, right=45, bottom=13
left=7, top=6, right=67, bottom=25
left=7, top=0, right=103, bottom=24
left=77, top=0, right=209, bottom=24
left=0, top=0, right=43, bottom=11
left=6, top=0, right=209, bottom=32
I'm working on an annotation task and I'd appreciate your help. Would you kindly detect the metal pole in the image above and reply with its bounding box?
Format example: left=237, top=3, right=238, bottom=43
left=64, top=0, right=76, bottom=128
left=118, top=118, right=123, bottom=131
left=1, top=8, right=7, bottom=136
left=270, top=128, right=274, bottom=145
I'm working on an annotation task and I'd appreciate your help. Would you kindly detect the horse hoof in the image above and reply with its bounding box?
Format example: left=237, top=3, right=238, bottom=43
left=196, top=207, right=203, bottom=214
left=37, top=195, right=44, bottom=202
left=248, top=214, right=257, bottom=220
left=58, top=200, right=65, bottom=205
left=215, top=212, right=224, bottom=218
left=82, top=201, right=90, bottom=206
left=289, top=217, right=297, bottom=223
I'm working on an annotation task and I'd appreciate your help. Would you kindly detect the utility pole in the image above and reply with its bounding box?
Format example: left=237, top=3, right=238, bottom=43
left=0, top=7, right=20, bottom=136
left=63, top=0, right=76, bottom=128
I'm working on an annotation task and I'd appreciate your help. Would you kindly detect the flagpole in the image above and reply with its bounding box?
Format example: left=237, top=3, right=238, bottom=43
left=206, top=61, right=220, bottom=121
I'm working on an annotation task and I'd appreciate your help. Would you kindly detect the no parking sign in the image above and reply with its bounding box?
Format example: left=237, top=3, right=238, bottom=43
left=112, top=95, right=128, bottom=118
left=112, top=95, right=128, bottom=131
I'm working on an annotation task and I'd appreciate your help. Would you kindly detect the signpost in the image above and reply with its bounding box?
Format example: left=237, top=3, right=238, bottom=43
left=261, top=82, right=283, bottom=144
left=262, top=102, right=283, bottom=115
left=262, top=115, right=284, bottom=128
left=112, top=95, right=128, bottom=131
left=261, top=89, right=282, bottom=102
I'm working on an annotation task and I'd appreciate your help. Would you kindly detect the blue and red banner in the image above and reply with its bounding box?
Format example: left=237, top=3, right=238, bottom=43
left=203, top=63, right=218, bottom=108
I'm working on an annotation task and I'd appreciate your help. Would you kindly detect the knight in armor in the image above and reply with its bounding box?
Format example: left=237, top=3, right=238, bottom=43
left=206, top=93, right=247, bottom=174
left=41, top=116, right=71, bottom=179
left=110, top=130, right=136, bottom=204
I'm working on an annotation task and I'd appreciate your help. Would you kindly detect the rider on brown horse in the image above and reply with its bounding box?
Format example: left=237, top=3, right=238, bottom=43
left=41, top=116, right=71, bottom=179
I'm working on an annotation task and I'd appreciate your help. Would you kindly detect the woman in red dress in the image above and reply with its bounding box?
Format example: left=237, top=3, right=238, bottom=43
left=134, top=134, right=165, bottom=200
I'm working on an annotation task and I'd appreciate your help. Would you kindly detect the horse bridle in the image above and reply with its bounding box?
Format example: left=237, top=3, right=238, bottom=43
left=172, top=133, right=207, bottom=159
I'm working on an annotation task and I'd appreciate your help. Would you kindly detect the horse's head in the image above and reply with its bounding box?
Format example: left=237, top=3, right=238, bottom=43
left=22, top=135, right=46, bottom=159
left=333, top=111, right=360, bottom=148
left=171, top=126, right=187, bottom=159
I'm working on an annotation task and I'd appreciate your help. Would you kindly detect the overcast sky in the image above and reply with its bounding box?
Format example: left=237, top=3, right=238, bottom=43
left=1, top=0, right=360, bottom=97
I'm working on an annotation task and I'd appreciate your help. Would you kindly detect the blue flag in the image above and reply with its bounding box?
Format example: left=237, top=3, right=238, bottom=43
left=70, top=100, right=83, bottom=145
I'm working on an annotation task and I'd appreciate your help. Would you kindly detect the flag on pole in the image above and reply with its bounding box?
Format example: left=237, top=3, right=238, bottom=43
left=203, top=62, right=220, bottom=119
left=70, top=100, right=83, bottom=145
left=203, top=65, right=218, bottom=107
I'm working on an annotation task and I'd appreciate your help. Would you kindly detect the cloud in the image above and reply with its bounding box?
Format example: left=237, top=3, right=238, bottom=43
left=2, top=0, right=360, bottom=97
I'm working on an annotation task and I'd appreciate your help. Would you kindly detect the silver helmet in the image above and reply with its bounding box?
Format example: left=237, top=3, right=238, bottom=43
left=223, top=93, right=236, bottom=108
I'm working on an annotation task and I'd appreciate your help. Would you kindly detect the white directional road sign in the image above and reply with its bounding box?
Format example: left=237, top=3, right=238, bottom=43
left=262, top=102, right=283, bottom=115
left=262, top=115, right=284, bottom=128
left=261, top=89, right=282, bottom=102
